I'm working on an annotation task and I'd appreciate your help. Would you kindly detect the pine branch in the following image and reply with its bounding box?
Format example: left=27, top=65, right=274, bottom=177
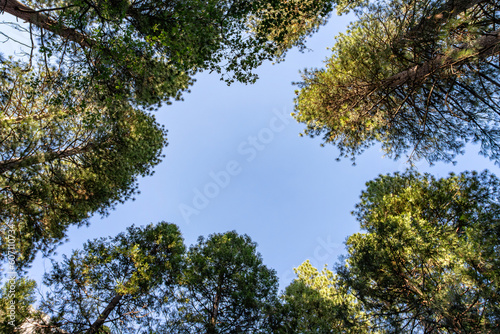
left=402, top=0, right=485, bottom=40
left=0, top=143, right=97, bottom=173
left=0, top=0, right=92, bottom=48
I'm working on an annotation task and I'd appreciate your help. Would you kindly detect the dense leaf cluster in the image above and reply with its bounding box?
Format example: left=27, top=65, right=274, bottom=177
left=42, top=222, right=185, bottom=333
left=167, top=232, right=278, bottom=333
left=340, top=170, right=500, bottom=332
left=0, top=62, right=167, bottom=269
left=294, top=0, right=500, bottom=164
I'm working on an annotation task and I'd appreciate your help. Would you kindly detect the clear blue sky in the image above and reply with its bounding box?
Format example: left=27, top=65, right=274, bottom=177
left=3, top=12, right=498, bottom=290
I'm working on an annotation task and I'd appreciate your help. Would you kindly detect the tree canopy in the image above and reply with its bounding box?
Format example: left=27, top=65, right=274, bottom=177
left=163, top=231, right=279, bottom=333
left=271, top=260, right=370, bottom=334
left=267, top=170, right=500, bottom=333
left=0, top=61, right=167, bottom=269
left=5, top=0, right=500, bottom=332
left=338, top=170, right=500, bottom=332
left=1, top=0, right=336, bottom=107
left=294, top=0, right=500, bottom=164
left=39, top=222, right=185, bottom=334
left=7, top=227, right=278, bottom=333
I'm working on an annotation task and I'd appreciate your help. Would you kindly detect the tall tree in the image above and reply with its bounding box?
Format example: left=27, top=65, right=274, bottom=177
left=271, top=260, right=371, bottom=334
left=39, top=222, right=185, bottom=334
left=162, top=231, right=279, bottom=333
left=338, top=170, right=500, bottom=332
left=294, top=0, right=500, bottom=164
left=0, top=62, right=166, bottom=269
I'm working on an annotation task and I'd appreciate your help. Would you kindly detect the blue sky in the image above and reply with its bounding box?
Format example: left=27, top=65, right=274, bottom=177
left=3, top=11, right=498, bottom=290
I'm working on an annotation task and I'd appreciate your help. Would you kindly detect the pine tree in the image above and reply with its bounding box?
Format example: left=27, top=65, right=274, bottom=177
left=294, top=0, right=500, bottom=164
left=339, top=170, right=500, bottom=332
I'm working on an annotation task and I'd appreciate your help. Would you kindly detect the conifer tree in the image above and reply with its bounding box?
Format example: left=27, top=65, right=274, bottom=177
left=339, top=170, right=500, bottom=332
left=294, top=0, right=500, bottom=164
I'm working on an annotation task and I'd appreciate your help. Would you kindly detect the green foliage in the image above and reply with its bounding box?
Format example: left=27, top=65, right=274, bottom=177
left=30, top=227, right=278, bottom=333
left=164, top=231, right=279, bottom=333
left=339, top=170, right=500, bottom=332
left=294, top=0, right=500, bottom=164
left=249, top=0, right=335, bottom=60
left=0, top=62, right=167, bottom=269
left=272, top=260, right=371, bottom=333
left=0, top=277, right=41, bottom=333
left=13, top=0, right=338, bottom=105
left=40, top=222, right=185, bottom=333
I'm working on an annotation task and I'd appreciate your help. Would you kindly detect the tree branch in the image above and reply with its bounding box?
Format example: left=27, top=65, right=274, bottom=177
left=0, top=0, right=92, bottom=48
left=86, top=293, right=125, bottom=334
left=402, top=0, right=485, bottom=40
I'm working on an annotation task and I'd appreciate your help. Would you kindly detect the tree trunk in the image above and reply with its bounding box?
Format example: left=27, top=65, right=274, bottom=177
left=85, top=244, right=159, bottom=334
left=208, top=274, right=224, bottom=334
left=209, top=291, right=220, bottom=334
left=0, top=0, right=92, bottom=47
left=86, top=293, right=125, bottom=334
left=385, top=29, right=500, bottom=89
